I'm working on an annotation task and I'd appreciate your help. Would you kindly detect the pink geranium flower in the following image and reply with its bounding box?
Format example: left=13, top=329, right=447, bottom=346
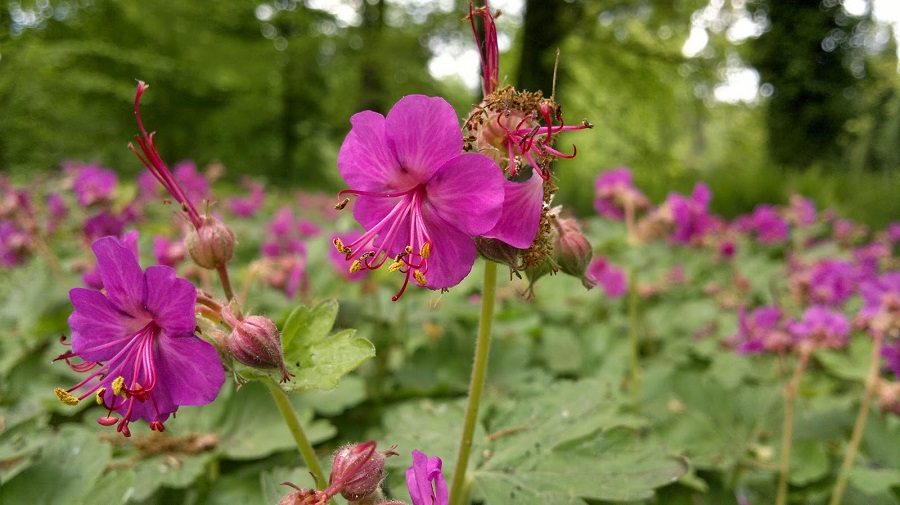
left=334, top=94, right=506, bottom=300
left=55, top=236, right=224, bottom=436
left=406, top=450, right=448, bottom=505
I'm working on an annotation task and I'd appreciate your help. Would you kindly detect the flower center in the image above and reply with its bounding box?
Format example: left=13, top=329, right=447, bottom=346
left=334, top=183, right=433, bottom=301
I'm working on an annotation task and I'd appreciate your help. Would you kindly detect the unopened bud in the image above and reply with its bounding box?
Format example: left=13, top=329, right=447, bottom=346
left=474, top=236, right=521, bottom=272
left=226, top=314, right=292, bottom=383
left=553, top=217, right=592, bottom=279
left=186, top=216, right=235, bottom=269
left=329, top=441, right=398, bottom=501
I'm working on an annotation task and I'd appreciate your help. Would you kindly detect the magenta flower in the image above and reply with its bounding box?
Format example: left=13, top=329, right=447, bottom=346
left=735, top=205, right=790, bottom=244
left=334, top=94, right=507, bottom=300
left=808, top=260, right=859, bottom=307
left=666, top=183, right=715, bottom=244
left=55, top=236, right=224, bottom=436
left=857, top=271, right=900, bottom=335
left=406, top=450, right=448, bottom=505
left=593, top=167, right=648, bottom=220
left=83, top=211, right=126, bottom=242
left=228, top=178, right=265, bottom=218
left=788, top=194, right=817, bottom=227
left=173, top=160, right=211, bottom=205
left=586, top=257, right=627, bottom=299
left=730, top=306, right=792, bottom=354
left=71, top=163, right=118, bottom=208
left=787, top=306, right=850, bottom=350
left=153, top=235, right=186, bottom=268
left=0, top=220, right=29, bottom=267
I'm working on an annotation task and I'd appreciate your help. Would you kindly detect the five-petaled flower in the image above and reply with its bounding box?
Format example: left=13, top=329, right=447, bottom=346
left=54, top=235, right=224, bottom=436
left=406, top=449, right=449, bottom=505
left=333, top=94, right=508, bottom=300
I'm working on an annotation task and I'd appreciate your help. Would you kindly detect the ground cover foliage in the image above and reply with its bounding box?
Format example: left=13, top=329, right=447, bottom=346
left=0, top=156, right=897, bottom=504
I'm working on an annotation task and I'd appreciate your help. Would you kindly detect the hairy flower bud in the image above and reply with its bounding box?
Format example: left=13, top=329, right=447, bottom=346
left=225, top=314, right=292, bottom=383
left=474, top=236, right=521, bottom=272
left=329, top=441, right=399, bottom=501
left=186, top=216, right=235, bottom=269
left=553, top=217, right=592, bottom=279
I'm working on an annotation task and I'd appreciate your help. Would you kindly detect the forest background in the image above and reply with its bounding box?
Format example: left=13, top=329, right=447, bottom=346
left=1, top=0, right=899, bottom=227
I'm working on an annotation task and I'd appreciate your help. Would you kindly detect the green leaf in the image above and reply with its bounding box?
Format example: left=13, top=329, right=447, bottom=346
left=1, top=425, right=112, bottom=504
left=258, top=300, right=374, bottom=393
left=816, top=337, right=872, bottom=381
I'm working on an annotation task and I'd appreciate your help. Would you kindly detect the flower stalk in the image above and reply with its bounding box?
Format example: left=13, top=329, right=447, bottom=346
left=828, top=331, right=884, bottom=505
left=776, top=346, right=812, bottom=505
left=448, top=260, right=497, bottom=505
left=262, top=375, right=328, bottom=491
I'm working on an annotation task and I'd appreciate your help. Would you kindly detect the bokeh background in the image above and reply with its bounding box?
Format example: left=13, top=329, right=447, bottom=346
left=2, top=0, right=899, bottom=225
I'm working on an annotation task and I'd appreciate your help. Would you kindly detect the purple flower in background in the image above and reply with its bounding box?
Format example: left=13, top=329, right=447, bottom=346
left=586, top=257, right=627, bottom=298
left=787, top=306, right=850, bottom=350
left=887, top=222, right=900, bottom=244
left=883, top=341, right=900, bottom=379
left=808, top=260, right=859, bottom=307
left=55, top=236, right=224, bottom=437
left=735, top=205, right=790, bottom=244
left=406, top=450, right=448, bottom=505
left=857, top=271, right=900, bottom=335
left=788, top=194, right=817, bottom=227
left=47, top=192, right=68, bottom=221
left=72, top=164, right=118, bottom=207
left=153, top=235, right=186, bottom=268
left=0, top=220, right=29, bottom=267
left=136, top=170, right=160, bottom=201
left=334, top=94, right=506, bottom=300
left=593, top=167, right=648, bottom=220
left=262, top=207, right=308, bottom=257
left=228, top=178, right=265, bottom=218
left=730, top=306, right=791, bottom=354
left=173, top=160, right=211, bottom=205
left=666, top=183, right=715, bottom=244
left=83, top=211, right=126, bottom=242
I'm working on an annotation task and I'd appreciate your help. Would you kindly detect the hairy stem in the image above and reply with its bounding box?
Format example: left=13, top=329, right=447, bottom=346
left=828, top=332, right=883, bottom=505
left=262, top=376, right=328, bottom=491
left=448, top=261, right=498, bottom=505
left=628, top=267, right=641, bottom=400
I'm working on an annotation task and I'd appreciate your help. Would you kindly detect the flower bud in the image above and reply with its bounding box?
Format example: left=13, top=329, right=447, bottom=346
left=329, top=441, right=399, bottom=501
left=474, top=236, right=522, bottom=272
left=553, top=217, right=592, bottom=279
left=186, top=216, right=235, bottom=269
left=225, top=315, right=292, bottom=383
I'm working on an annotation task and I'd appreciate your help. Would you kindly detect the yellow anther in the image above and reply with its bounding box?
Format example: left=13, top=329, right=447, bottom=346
left=111, top=376, right=126, bottom=396
left=55, top=387, right=80, bottom=406
left=95, top=388, right=106, bottom=405
left=413, top=270, right=427, bottom=285
left=333, top=238, right=350, bottom=255
left=404, top=245, right=413, bottom=254
left=350, top=260, right=362, bottom=274
left=420, top=243, right=431, bottom=259
left=335, top=198, right=350, bottom=210
left=388, top=261, right=404, bottom=273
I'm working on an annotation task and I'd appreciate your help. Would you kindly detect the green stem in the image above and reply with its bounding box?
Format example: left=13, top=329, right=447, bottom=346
left=776, top=347, right=811, bottom=505
left=828, top=332, right=883, bottom=505
left=627, top=267, right=641, bottom=400
left=448, top=261, right=498, bottom=505
left=262, top=376, right=328, bottom=490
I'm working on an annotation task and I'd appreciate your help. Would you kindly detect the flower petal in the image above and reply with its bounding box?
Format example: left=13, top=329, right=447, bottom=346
left=385, top=95, right=462, bottom=182
left=424, top=153, right=503, bottom=236
left=68, top=287, right=135, bottom=362
left=420, top=209, right=477, bottom=289
left=92, top=236, right=144, bottom=315
left=482, top=174, right=543, bottom=249
left=406, top=450, right=432, bottom=505
left=154, top=333, right=225, bottom=407
left=352, top=194, right=411, bottom=259
left=143, top=265, right=197, bottom=336
left=338, top=110, right=409, bottom=192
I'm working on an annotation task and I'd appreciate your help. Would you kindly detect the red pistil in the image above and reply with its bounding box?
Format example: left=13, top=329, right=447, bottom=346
left=128, top=81, right=204, bottom=230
